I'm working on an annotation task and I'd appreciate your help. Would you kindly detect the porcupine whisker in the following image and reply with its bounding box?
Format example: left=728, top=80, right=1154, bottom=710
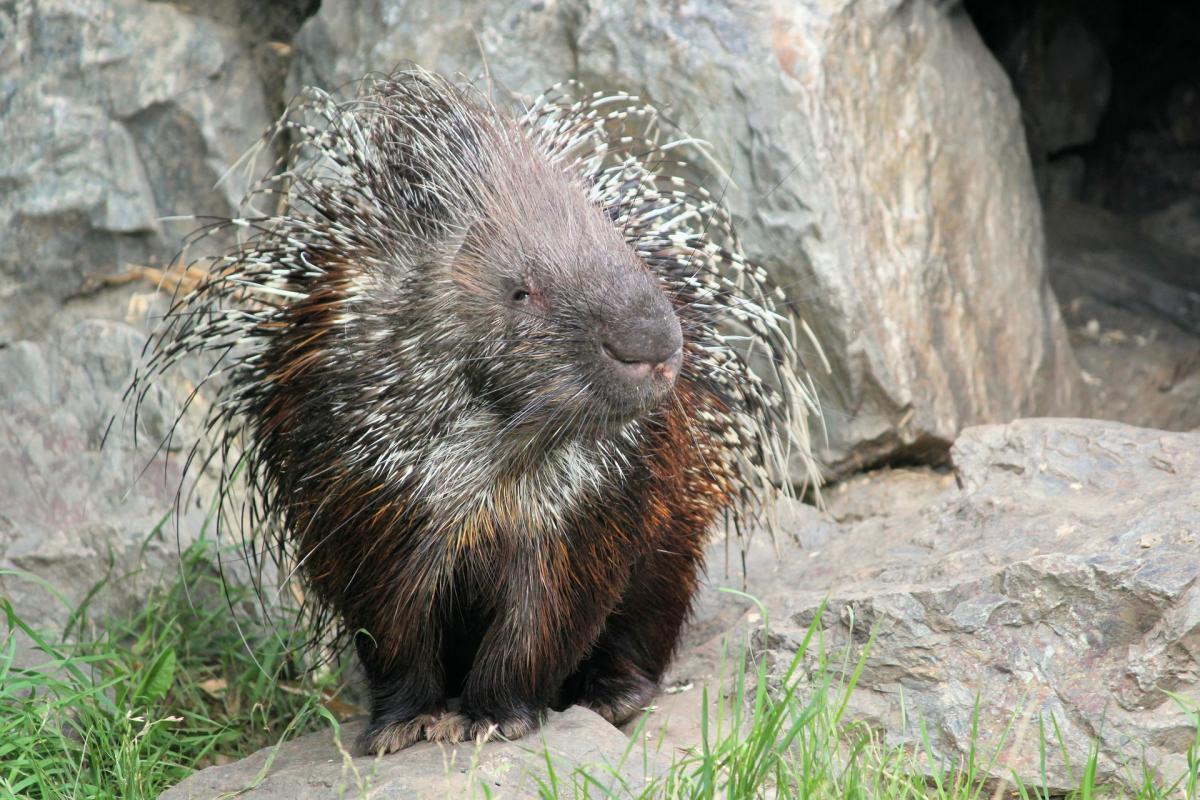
left=540, top=384, right=592, bottom=445
left=529, top=385, right=593, bottom=448
left=497, top=394, right=555, bottom=440
left=130, top=351, right=237, bottom=491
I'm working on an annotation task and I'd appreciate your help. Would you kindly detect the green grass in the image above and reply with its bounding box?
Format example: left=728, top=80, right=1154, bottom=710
left=2, top=553, right=1197, bottom=799
left=528, top=594, right=1200, bottom=800
left=0, top=538, right=345, bottom=799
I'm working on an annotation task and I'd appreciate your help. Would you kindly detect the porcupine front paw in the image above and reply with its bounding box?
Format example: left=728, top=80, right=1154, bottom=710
left=574, top=665, right=658, bottom=725
left=425, top=705, right=540, bottom=745
left=358, top=709, right=446, bottom=755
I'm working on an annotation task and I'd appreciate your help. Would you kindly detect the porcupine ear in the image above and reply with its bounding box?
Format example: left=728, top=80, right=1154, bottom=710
left=521, top=82, right=828, bottom=539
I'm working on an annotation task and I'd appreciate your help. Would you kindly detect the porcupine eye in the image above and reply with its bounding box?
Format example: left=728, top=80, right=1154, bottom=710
left=510, top=288, right=530, bottom=303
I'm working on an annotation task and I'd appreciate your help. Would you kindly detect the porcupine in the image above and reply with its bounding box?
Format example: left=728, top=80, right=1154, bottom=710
left=132, top=67, right=823, bottom=754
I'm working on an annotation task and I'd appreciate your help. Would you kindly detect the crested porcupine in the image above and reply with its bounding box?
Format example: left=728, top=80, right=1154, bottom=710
left=131, top=67, right=823, bottom=754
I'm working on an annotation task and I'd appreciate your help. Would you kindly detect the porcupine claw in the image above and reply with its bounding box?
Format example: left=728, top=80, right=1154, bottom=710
left=578, top=674, right=658, bottom=726
left=359, top=710, right=447, bottom=754
left=424, top=709, right=539, bottom=745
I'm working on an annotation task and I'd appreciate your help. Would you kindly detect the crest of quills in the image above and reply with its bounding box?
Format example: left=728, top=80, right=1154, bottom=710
left=131, top=68, right=824, bottom=754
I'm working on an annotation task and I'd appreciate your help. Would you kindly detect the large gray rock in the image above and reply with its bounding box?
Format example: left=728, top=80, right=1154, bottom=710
left=291, top=0, right=1083, bottom=474
left=1141, top=198, right=1200, bottom=262
left=0, top=319, right=207, bottom=655
left=1001, top=6, right=1113, bottom=157
left=160, top=707, right=654, bottom=799
left=0, top=0, right=272, bottom=341
left=753, top=419, right=1200, bottom=790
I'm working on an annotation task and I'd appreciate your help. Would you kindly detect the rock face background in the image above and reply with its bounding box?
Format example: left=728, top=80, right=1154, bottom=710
left=0, top=319, right=197, bottom=649
left=291, top=0, right=1083, bottom=471
left=762, top=420, right=1200, bottom=790
left=0, top=0, right=275, bottom=341
left=1, top=0, right=1197, bottom=795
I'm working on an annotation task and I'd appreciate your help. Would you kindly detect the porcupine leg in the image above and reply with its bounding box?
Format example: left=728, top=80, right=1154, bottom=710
left=349, top=565, right=451, bottom=755
left=356, top=631, right=448, bottom=754
left=339, top=529, right=458, bottom=754
left=563, top=523, right=706, bottom=725
left=426, top=540, right=628, bottom=744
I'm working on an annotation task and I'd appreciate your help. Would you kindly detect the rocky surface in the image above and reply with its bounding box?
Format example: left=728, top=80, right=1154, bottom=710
left=166, top=418, right=1198, bottom=795
left=967, top=0, right=1114, bottom=161
left=290, top=0, right=1084, bottom=474
left=0, top=0, right=275, bottom=342
left=749, top=419, right=1200, bottom=790
left=160, top=707, right=655, bottom=799
left=968, top=0, right=1200, bottom=218
left=1141, top=198, right=1200, bottom=263
left=0, top=317, right=208, bottom=660
left=1046, top=201, right=1200, bottom=430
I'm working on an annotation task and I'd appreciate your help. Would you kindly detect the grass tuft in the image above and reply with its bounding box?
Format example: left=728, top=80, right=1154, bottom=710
left=0, top=538, right=344, bottom=799
left=524, top=594, right=1200, bottom=800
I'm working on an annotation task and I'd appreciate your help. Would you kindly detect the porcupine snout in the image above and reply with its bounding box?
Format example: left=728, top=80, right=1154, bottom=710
left=593, top=272, right=683, bottom=413
left=600, top=313, right=683, bottom=386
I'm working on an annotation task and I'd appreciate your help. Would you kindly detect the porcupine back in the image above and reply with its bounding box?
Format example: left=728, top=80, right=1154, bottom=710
left=131, top=67, right=825, bottom=654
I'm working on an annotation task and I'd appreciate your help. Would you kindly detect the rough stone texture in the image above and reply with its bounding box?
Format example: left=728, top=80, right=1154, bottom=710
left=1046, top=201, right=1200, bottom=432
left=630, top=468, right=956, bottom=759
left=0, top=0, right=273, bottom=341
left=171, top=419, right=1198, bottom=794
left=999, top=6, right=1112, bottom=157
left=0, top=318, right=207, bottom=658
left=1141, top=198, right=1200, bottom=262
left=160, top=707, right=655, bottom=799
left=290, top=0, right=1083, bottom=474
left=751, top=419, right=1200, bottom=790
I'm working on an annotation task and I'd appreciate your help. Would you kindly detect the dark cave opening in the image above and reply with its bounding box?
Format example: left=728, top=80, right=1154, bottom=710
left=965, top=0, right=1200, bottom=431
left=965, top=0, right=1200, bottom=217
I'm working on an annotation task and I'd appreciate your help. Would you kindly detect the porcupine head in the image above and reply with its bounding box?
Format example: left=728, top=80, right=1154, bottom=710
left=136, top=69, right=822, bottom=755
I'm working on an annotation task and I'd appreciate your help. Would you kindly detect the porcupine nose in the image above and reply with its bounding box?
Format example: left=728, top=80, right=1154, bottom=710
left=601, top=313, right=684, bottom=389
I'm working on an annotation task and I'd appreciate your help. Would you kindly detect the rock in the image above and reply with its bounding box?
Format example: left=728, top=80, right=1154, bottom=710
left=0, top=0, right=274, bottom=342
left=1045, top=202, right=1200, bottom=432
left=822, top=466, right=957, bottom=523
left=1040, top=154, right=1087, bottom=206
left=290, top=0, right=1083, bottom=475
left=1165, top=83, right=1200, bottom=149
left=1093, top=129, right=1200, bottom=217
left=752, top=418, right=1200, bottom=790
left=1047, top=201, right=1200, bottom=337
left=964, top=0, right=1116, bottom=201
left=160, top=707, right=654, bottom=799
left=1001, top=7, right=1112, bottom=156
left=1141, top=198, right=1200, bottom=262
left=0, top=319, right=207, bottom=660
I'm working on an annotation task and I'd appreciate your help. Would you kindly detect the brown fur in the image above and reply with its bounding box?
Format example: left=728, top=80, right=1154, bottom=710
left=266, top=299, right=728, bottom=751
